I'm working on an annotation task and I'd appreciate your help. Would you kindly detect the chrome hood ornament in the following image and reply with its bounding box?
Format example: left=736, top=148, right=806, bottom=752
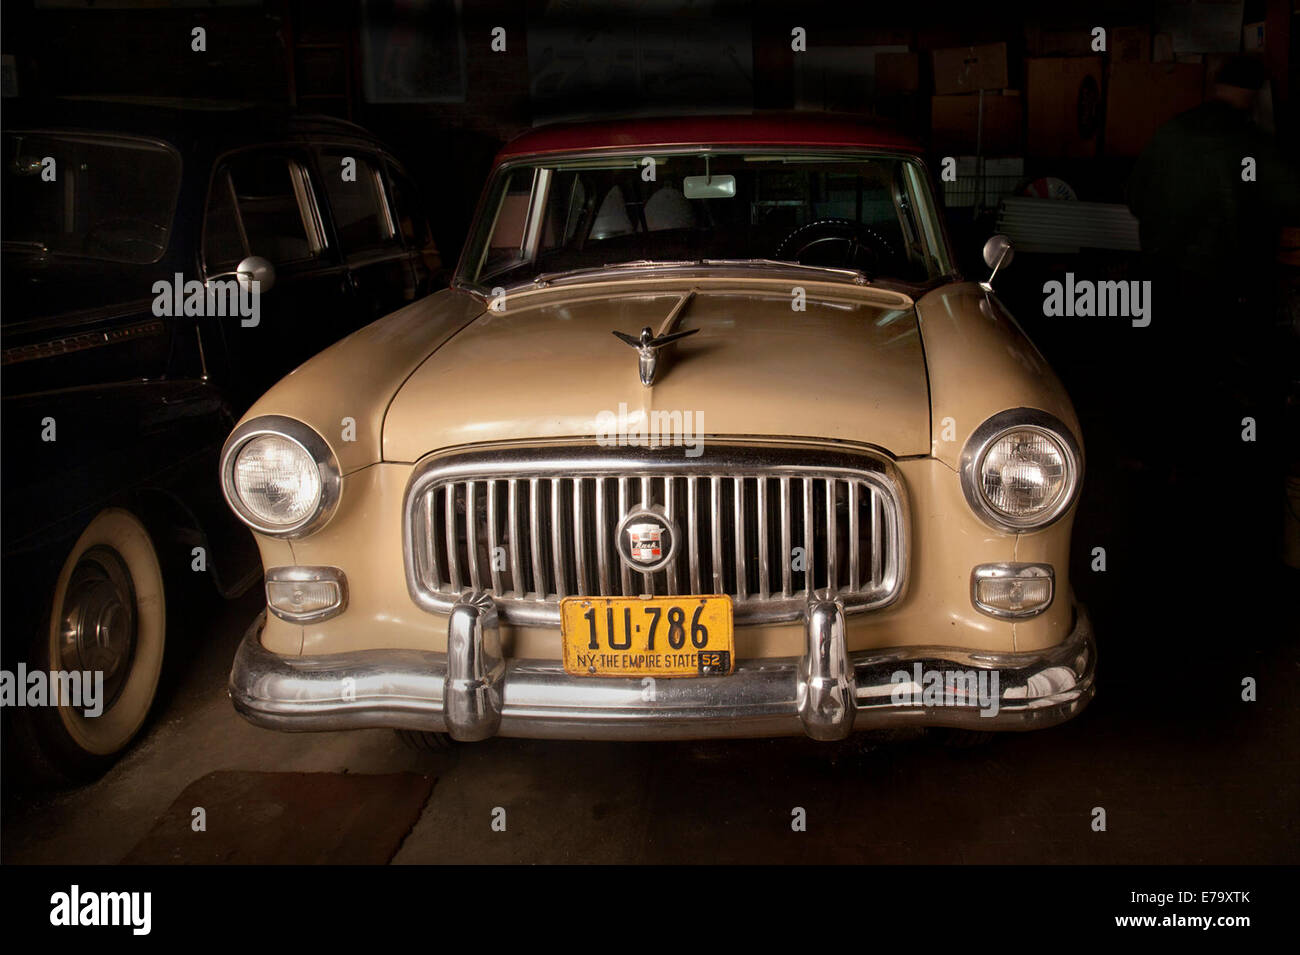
left=612, top=326, right=700, bottom=386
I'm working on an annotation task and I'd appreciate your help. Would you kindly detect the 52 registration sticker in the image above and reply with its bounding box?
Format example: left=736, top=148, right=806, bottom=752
left=559, top=595, right=735, bottom=678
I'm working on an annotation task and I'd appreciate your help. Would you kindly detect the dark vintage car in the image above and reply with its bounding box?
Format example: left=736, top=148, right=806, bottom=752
left=1, top=99, right=443, bottom=782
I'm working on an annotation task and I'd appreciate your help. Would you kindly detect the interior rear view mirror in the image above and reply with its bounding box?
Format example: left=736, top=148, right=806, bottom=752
left=683, top=175, right=736, bottom=200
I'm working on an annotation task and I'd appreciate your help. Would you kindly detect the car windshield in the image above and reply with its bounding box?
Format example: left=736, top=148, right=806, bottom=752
left=2, top=132, right=181, bottom=265
left=461, top=150, right=951, bottom=288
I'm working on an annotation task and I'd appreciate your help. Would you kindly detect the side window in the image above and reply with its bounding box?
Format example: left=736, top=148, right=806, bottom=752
left=204, top=151, right=323, bottom=274
left=541, top=173, right=588, bottom=247
left=480, top=169, right=535, bottom=278
left=386, top=164, right=435, bottom=252
left=204, top=173, right=246, bottom=273
left=319, top=150, right=399, bottom=256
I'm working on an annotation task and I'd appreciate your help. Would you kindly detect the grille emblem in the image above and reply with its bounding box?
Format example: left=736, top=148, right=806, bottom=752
left=615, top=507, right=677, bottom=573
left=627, top=523, right=662, bottom=562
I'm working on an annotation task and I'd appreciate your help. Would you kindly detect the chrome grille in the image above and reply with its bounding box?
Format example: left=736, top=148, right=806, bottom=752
left=404, top=443, right=907, bottom=625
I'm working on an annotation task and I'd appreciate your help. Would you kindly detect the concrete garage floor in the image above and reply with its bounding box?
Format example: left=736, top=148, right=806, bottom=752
left=3, top=543, right=1297, bottom=864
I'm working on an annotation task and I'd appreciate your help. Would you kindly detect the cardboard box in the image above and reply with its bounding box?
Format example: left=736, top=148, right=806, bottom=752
left=1156, top=0, right=1247, bottom=54
left=1111, top=25, right=1150, bottom=62
left=1035, top=30, right=1095, bottom=57
left=1026, top=57, right=1104, bottom=158
left=875, top=52, right=920, bottom=94
left=932, top=42, right=1008, bottom=95
left=930, top=91, right=1022, bottom=154
left=1153, top=0, right=1246, bottom=54
left=916, top=28, right=993, bottom=51
left=1105, top=62, right=1205, bottom=156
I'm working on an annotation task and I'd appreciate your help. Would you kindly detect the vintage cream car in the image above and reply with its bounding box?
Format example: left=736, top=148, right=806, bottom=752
left=222, top=115, right=1095, bottom=746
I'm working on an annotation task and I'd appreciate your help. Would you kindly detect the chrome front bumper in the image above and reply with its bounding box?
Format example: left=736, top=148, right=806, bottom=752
left=229, top=598, right=1096, bottom=741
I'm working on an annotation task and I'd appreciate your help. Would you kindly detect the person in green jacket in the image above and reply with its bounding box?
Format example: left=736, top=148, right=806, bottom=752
left=1127, top=56, right=1297, bottom=304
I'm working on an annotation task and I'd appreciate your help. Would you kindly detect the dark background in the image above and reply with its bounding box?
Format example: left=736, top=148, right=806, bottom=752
left=3, top=0, right=1294, bottom=267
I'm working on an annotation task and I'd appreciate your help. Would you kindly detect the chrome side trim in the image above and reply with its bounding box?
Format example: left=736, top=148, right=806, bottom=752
left=230, top=602, right=1095, bottom=740
left=959, top=408, right=1083, bottom=533
left=220, top=414, right=342, bottom=540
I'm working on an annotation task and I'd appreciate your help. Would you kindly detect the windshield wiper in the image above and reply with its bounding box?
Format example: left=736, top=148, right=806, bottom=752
left=700, top=259, right=871, bottom=284
left=520, top=257, right=871, bottom=290
left=529, top=260, right=701, bottom=287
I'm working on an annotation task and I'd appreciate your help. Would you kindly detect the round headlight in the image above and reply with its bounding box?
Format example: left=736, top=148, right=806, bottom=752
left=961, top=410, right=1081, bottom=531
left=980, top=429, right=1067, bottom=519
left=233, top=435, right=321, bottom=525
left=220, top=416, right=340, bottom=538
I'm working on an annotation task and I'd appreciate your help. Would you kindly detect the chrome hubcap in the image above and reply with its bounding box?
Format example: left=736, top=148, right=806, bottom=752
left=58, top=546, right=138, bottom=709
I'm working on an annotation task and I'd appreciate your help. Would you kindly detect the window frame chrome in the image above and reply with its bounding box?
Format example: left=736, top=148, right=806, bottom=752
left=201, top=144, right=331, bottom=280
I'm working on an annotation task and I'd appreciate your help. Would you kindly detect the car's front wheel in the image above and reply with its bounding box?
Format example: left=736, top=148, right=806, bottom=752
left=13, top=508, right=168, bottom=785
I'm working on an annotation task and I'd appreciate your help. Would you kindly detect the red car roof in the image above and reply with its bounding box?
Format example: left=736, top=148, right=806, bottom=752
left=495, top=113, right=925, bottom=164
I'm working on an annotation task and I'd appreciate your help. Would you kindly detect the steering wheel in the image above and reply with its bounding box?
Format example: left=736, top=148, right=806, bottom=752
left=84, top=217, right=168, bottom=259
left=775, top=218, right=900, bottom=273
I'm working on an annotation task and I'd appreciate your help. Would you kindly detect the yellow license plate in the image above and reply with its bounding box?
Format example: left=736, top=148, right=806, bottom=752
left=560, top=595, right=735, bottom=678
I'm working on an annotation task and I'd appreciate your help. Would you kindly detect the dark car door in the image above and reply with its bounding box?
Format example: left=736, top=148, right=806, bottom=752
left=1, top=128, right=256, bottom=626
left=314, top=147, right=428, bottom=323
left=384, top=159, right=444, bottom=295
left=201, top=147, right=352, bottom=411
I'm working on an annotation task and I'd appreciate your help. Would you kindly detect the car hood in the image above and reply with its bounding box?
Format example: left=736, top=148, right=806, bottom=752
left=382, top=277, right=932, bottom=461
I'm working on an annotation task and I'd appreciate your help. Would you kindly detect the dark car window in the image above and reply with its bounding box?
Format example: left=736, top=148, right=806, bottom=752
left=204, top=151, right=323, bottom=274
left=318, top=150, right=399, bottom=256
left=2, top=132, right=180, bottom=264
left=386, top=164, right=434, bottom=251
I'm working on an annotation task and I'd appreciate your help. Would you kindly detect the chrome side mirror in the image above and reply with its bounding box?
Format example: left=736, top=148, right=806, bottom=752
left=236, top=255, right=276, bottom=294
left=980, top=234, right=1014, bottom=291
